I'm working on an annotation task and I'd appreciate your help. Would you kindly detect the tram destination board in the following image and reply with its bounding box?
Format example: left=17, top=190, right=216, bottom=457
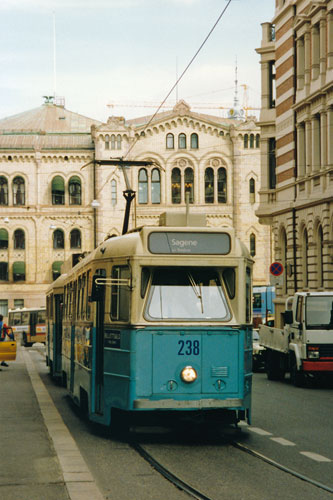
left=148, top=232, right=231, bottom=254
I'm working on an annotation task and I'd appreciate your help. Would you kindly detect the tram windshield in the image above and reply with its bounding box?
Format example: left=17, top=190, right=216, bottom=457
left=146, top=267, right=230, bottom=321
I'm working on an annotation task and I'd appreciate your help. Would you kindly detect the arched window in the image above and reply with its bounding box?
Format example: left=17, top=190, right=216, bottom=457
left=244, top=134, right=249, bottom=148
left=151, top=168, right=161, bottom=204
left=184, top=167, right=194, bottom=203
left=166, top=133, right=174, bottom=149
left=217, top=167, right=227, bottom=203
left=0, top=262, right=8, bottom=281
left=52, top=261, right=63, bottom=281
left=116, top=134, right=122, bottom=149
left=171, top=168, right=181, bottom=204
left=191, top=133, right=198, bottom=149
left=13, top=261, right=25, bottom=282
left=13, top=176, right=25, bottom=205
left=205, top=168, right=214, bottom=204
left=14, top=229, right=25, bottom=250
left=105, top=134, right=110, bottom=150
left=0, top=229, right=8, bottom=249
left=249, top=134, right=254, bottom=148
left=138, top=168, right=148, bottom=204
left=317, top=225, right=324, bottom=288
left=250, top=234, right=256, bottom=256
left=302, top=228, right=308, bottom=288
left=249, top=178, right=255, bottom=203
left=111, top=180, right=117, bottom=206
left=70, top=229, right=81, bottom=249
left=0, top=177, right=8, bottom=205
left=53, top=229, right=64, bottom=249
left=111, top=135, right=116, bottom=149
left=69, top=176, right=81, bottom=205
left=178, top=133, right=187, bottom=149
left=52, top=176, right=65, bottom=205
left=255, top=134, right=260, bottom=148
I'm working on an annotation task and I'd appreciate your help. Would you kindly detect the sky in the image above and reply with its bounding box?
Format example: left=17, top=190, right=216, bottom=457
left=0, top=0, right=275, bottom=122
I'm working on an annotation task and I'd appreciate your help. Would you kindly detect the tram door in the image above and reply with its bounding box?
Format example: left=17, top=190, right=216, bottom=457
left=54, top=294, right=63, bottom=375
left=92, top=269, right=106, bottom=415
left=70, top=282, right=77, bottom=394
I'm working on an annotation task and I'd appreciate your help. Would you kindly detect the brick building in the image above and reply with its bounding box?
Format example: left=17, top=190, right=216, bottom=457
left=256, top=0, right=333, bottom=326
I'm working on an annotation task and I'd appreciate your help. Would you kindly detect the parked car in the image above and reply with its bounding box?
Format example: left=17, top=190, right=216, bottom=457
left=252, top=329, right=265, bottom=372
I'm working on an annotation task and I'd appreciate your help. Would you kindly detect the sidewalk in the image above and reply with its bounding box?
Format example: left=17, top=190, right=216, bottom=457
left=0, top=346, right=105, bottom=500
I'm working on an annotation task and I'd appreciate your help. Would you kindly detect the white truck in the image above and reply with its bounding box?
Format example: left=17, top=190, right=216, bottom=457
left=259, top=292, right=333, bottom=386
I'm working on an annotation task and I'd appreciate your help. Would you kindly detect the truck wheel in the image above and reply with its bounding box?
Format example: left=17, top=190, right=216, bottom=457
left=266, top=350, right=285, bottom=381
left=290, top=355, right=304, bottom=387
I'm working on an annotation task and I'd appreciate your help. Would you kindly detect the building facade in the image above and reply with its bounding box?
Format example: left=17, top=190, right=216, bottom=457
left=0, top=98, right=271, bottom=317
left=256, top=0, right=333, bottom=327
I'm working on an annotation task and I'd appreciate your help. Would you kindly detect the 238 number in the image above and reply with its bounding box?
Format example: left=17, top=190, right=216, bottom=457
left=178, top=340, right=200, bottom=356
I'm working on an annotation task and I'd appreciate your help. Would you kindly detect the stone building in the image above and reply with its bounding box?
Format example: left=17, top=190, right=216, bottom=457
left=256, top=0, right=333, bottom=327
left=0, top=97, right=271, bottom=316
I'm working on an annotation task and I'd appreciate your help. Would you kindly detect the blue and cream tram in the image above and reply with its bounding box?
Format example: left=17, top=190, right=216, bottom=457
left=46, top=218, right=253, bottom=427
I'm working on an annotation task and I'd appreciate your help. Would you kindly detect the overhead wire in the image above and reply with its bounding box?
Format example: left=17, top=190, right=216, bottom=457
left=123, top=0, right=233, bottom=160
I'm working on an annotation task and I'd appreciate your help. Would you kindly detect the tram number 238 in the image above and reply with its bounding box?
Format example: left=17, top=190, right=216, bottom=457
left=178, top=340, right=200, bottom=356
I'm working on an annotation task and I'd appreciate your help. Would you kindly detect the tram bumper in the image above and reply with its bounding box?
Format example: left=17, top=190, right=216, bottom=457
left=133, top=398, right=244, bottom=409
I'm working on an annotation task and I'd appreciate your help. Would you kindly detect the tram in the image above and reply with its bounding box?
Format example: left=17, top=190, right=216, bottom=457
left=253, top=285, right=275, bottom=328
left=8, top=307, right=46, bottom=346
left=46, top=215, right=253, bottom=428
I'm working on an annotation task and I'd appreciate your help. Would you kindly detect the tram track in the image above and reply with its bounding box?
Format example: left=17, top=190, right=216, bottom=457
left=130, top=433, right=333, bottom=500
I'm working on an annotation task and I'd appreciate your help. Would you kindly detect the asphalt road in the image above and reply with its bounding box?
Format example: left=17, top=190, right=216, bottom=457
left=31, top=349, right=333, bottom=500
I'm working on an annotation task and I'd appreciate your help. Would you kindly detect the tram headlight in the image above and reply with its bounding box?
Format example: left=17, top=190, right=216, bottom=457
left=180, top=366, right=197, bottom=383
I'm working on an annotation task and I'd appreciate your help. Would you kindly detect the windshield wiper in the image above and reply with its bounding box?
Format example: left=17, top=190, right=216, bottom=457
left=187, top=272, right=204, bottom=314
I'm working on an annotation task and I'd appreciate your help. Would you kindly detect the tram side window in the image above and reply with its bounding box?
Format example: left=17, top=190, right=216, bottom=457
left=38, top=310, right=46, bottom=323
left=22, top=311, right=29, bottom=325
left=222, top=268, right=235, bottom=299
left=13, top=312, right=22, bottom=325
left=111, top=266, right=130, bottom=321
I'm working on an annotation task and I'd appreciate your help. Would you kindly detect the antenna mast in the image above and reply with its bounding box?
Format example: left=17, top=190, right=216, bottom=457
left=53, top=12, right=57, bottom=100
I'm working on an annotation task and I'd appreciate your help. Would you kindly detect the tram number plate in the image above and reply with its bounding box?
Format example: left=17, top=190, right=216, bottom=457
left=178, top=340, right=200, bottom=356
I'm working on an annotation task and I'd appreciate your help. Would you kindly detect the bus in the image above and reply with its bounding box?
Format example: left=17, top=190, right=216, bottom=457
left=8, top=307, right=46, bottom=346
left=46, top=217, right=253, bottom=429
left=253, top=286, right=275, bottom=328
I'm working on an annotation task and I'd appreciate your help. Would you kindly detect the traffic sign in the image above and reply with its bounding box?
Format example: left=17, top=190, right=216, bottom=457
left=270, top=262, right=284, bottom=277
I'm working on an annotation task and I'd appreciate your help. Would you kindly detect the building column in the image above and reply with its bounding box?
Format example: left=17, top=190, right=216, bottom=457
left=296, top=37, right=305, bottom=90
left=311, top=23, right=320, bottom=81
left=304, top=28, right=311, bottom=89
left=320, top=17, right=327, bottom=80
left=312, top=115, right=321, bottom=171
left=320, top=112, right=327, bottom=169
left=328, top=108, right=333, bottom=166
left=297, top=123, right=306, bottom=177
left=328, top=12, right=333, bottom=69
left=305, top=119, right=312, bottom=174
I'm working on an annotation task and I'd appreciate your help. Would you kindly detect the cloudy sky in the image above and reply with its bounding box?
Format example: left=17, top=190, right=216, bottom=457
left=1, top=0, right=274, bottom=122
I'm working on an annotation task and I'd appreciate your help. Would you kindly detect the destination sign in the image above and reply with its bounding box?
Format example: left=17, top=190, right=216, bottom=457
left=148, top=232, right=231, bottom=255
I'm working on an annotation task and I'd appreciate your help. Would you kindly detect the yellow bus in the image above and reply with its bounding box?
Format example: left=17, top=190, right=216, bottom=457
left=8, top=307, right=46, bottom=347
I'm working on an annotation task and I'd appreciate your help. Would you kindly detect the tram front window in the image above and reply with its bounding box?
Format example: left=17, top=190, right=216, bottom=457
left=146, top=267, right=230, bottom=320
